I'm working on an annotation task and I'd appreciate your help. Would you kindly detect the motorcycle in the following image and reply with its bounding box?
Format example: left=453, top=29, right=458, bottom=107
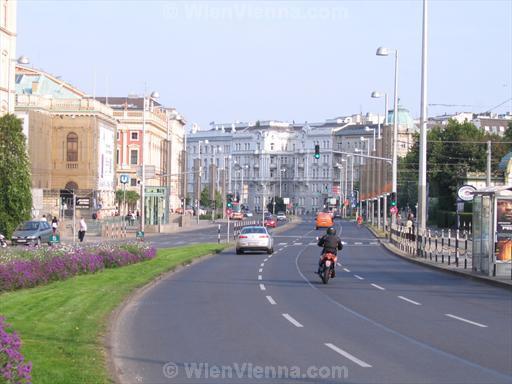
left=0, top=233, right=7, bottom=248
left=319, top=252, right=337, bottom=284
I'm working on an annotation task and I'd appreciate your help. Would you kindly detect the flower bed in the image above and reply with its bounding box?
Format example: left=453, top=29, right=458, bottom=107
left=0, top=316, right=31, bottom=383
left=0, top=243, right=156, bottom=292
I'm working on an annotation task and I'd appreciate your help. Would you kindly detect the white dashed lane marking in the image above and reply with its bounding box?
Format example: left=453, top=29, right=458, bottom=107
left=354, top=275, right=364, bottom=280
left=266, top=296, right=277, bottom=305
left=398, top=296, right=421, bottom=306
left=371, top=283, right=386, bottom=291
left=282, top=314, right=304, bottom=328
left=259, top=284, right=266, bottom=291
left=258, top=275, right=262, bottom=281
left=325, top=343, right=372, bottom=368
left=445, top=314, right=488, bottom=328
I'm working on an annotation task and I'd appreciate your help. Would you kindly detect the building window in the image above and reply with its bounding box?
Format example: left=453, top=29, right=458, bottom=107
left=66, top=132, right=78, bottom=161
left=270, top=143, right=274, bottom=151
left=131, top=132, right=139, bottom=140
left=117, top=131, right=120, bottom=140
left=116, top=149, right=120, bottom=165
left=130, top=178, right=137, bottom=187
left=130, top=149, right=138, bottom=165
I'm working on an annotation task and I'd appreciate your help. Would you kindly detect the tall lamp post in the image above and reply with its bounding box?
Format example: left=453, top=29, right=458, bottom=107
left=376, top=46, right=399, bottom=197
left=418, top=0, right=429, bottom=233
left=279, top=168, right=286, bottom=198
left=336, top=163, right=343, bottom=214
left=360, top=137, right=371, bottom=222
left=7, top=56, right=30, bottom=112
left=371, top=91, right=388, bottom=136
left=140, top=91, right=159, bottom=235
left=197, top=139, right=209, bottom=223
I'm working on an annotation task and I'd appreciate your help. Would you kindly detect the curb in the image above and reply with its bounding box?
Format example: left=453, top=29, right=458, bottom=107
left=365, top=224, right=512, bottom=290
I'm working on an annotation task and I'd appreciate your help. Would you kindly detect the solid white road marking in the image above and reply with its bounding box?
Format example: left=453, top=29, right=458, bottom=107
left=354, top=275, right=364, bottom=280
left=371, top=283, right=386, bottom=291
left=259, top=284, right=266, bottom=291
left=324, top=343, right=372, bottom=368
left=266, top=296, right=277, bottom=305
left=343, top=268, right=351, bottom=272
left=445, top=314, right=488, bottom=328
left=370, top=242, right=379, bottom=245
left=398, top=296, right=421, bottom=306
left=282, top=313, right=304, bottom=328
left=258, top=275, right=262, bottom=280
left=259, top=268, right=263, bottom=273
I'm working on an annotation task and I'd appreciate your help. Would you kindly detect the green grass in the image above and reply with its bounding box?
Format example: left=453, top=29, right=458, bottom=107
left=0, top=243, right=229, bottom=384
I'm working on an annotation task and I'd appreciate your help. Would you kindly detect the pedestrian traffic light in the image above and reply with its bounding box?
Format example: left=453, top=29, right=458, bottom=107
left=227, top=193, right=233, bottom=208
left=314, top=144, right=320, bottom=159
left=390, top=192, right=397, bottom=207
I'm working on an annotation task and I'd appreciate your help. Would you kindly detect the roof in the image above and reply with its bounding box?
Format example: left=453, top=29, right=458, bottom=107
left=94, top=97, right=162, bottom=110
left=15, top=65, right=86, bottom=98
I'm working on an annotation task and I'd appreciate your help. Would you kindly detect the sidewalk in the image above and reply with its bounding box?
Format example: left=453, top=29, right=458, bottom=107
left=366, top=224, right=512, bottom=289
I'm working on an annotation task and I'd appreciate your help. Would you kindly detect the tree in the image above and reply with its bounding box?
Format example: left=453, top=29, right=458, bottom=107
left=267, top=196, right=285, bottom=214
left=115, top=190, right=140, bottom=211
left=200, top=187, right=210, bottom=208
left=0, top=114, right=32, bottom=237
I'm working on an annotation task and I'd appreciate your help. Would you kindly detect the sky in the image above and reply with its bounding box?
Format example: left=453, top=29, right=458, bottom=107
left=16, top=0, right=512, bottom=130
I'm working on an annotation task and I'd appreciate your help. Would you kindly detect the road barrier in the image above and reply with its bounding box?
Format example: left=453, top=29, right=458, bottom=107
left=390, top=225, right=472, bottom=270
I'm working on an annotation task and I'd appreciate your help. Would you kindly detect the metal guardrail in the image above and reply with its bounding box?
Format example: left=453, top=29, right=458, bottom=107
left=390, top=225, right=473, bottom=270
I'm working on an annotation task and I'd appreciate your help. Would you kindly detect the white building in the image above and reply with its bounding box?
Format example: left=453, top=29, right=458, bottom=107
left=0, top=0, right=17, bottom=114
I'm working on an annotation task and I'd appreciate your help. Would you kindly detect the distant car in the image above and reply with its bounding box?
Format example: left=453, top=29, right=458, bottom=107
left=244, top=211, right=253, bottom=218
left=236, top=226, right=274, bottom=254
left=333, top=210, right=342, bottom=219
left=231, top=211, right=244, bottom=220
left=11, top=220, right=53, bottom=246
left=276, top=211, right=287, bottom=221
left=264, top=215, right=277, bottom=228
left=316, top=212, right=334, bottom=230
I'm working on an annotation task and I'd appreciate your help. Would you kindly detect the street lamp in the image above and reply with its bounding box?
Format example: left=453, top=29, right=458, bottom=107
left=371, top=91, right=388, bottom=129
left=365, top=127, right=376, bottom=152
left=376, top=46, right=399, bottom=196
left=140, top=91, right=159, bottom=235
left=7, top=55, right=30, bottom=112
left=196, top=139, right=209, bottom=223
left=279, top=168, right=286, bottom=198
left=336, top=163, right=343, bottom=214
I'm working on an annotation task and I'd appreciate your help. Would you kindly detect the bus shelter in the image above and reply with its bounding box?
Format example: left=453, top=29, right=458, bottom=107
left=472, top=186, right=512, bottom=277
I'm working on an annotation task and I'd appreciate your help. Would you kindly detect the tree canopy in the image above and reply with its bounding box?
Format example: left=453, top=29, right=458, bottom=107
left=0, top=114, right=33, bottom=237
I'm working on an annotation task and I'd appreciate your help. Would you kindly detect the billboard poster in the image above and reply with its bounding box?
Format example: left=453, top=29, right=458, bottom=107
left=98, top=123, right=115, bottom=191
left=495, top=199, right=512, bottom=261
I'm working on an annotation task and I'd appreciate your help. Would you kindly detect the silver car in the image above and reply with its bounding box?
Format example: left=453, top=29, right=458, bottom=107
left=11, top=220, right=53, bottom=246
left=236, top=226, right=274, bottom=255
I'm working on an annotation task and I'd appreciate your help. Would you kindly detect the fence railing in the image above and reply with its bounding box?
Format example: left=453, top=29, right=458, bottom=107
left=390, top=225, right=473, bottom=270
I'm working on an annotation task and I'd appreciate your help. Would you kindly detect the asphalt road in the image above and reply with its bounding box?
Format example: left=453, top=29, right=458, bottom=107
left=112, top=218, right=512, bottom=384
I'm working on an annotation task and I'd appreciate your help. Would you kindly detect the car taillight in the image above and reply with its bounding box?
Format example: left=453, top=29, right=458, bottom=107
left=259, top=235, right=268, bottom=238
left=239, top=235, right=248, bottom=238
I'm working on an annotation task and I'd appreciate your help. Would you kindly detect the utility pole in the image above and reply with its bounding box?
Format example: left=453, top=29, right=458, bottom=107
left=487, top=140, right=492, bottom=186
left=418, top=0, right=429, bottom=233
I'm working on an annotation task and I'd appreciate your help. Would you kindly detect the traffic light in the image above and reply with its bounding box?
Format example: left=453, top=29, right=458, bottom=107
left=314, top=144, right=320, bottom=159
left=390, top=192, right=397, bottom=207
left=226, top=193, right=233, bottom=208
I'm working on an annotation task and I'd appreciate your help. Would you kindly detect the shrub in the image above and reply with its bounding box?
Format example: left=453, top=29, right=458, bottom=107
left=0, top=242, right=156, bottom=292
left=0, top=316, right=31, bottom=383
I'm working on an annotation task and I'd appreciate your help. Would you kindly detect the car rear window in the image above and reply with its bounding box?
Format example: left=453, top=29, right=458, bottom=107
left=19, top=222, right=40, bottom=231
left=241, top=227, right=267, bottom=234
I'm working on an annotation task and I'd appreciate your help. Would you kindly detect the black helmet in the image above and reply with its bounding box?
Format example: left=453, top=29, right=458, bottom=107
left=327, top=227, right=336, bottom=235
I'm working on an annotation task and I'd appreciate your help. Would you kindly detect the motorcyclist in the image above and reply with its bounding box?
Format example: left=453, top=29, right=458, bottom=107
left=317, top=226, right=343, bottom=277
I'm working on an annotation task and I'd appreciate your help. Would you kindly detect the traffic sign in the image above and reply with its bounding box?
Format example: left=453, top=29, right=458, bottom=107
left=390, top=206, right=398, bottom=214
left=120, top=174, right=130, bottom=184
left=75, top=197, right=91, bottom=209
left=226, top=208, right=232, bottom=216
left=49, top=234, right=60, bottom=245
left=457, top=185, right=476, bottom=202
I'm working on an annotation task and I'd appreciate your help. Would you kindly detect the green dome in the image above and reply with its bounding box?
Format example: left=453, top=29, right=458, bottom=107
left=387, top=105, right=415, bottom=130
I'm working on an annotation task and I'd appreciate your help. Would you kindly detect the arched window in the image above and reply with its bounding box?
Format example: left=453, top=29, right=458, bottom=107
left=67, top=132, right=78, bottom=161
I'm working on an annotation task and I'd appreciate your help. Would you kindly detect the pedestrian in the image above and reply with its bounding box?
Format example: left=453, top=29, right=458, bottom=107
left=41, top=215, right=47, bottom=222
left=51, top=216, right=59, bottom=234
left=78, top=217, right=87, bottom=242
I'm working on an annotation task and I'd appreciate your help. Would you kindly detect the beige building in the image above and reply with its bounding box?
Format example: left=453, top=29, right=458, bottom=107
left=15, top=66, right=118, bottom=218
left=0, top=0, right=16, bottom=114
left=96, top=96, right=186, bottom=225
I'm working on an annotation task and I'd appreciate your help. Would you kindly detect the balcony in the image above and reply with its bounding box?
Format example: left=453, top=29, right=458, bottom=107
left=66, top=162, right=78, bottom=169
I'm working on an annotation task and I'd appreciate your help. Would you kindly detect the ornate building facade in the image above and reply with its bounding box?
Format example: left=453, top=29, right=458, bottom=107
left=0, top=0, right=16, bottom=115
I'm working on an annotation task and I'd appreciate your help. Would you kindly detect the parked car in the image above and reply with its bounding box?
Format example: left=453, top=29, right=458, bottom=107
left=236, top=226, right=274, bottom=254
left=264, top=215, right=277, bottom=228
left=276, top=211, right=287, bottom=221
left=231, top=211, right=244, bottom=220
left=315, top=212, right=334, bottom=230
left=11, top=220, right=53, bottom=246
